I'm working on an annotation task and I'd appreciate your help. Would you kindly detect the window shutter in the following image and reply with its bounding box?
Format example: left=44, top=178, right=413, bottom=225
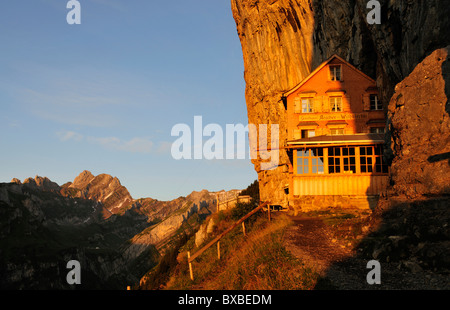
left=323, top=96, right=330, bottom=112
left=294, top=97, right=301, bottom=113
left=363, top=94, right=370, bottom=111
left=310, top=98, right=316, bottom=113
left=315, top=97, right=322, bottom=113
left=293, top=129, right=301, bottom=140
left=343, top=95, right=351, bottom=112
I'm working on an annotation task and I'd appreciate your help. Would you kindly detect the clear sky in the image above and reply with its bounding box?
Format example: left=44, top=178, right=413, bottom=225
left=0, top=0, right=258, bottom=201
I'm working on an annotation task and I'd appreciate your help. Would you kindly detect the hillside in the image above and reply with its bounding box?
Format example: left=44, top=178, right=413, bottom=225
left=155, top=203, right=449, bottom=290
left=227, top=0, right=450, bottom=290
left=0, top=171, right=230, bottom=289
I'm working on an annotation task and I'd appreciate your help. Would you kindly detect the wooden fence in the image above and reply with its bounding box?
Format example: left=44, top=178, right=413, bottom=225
left=216, top=195, right=252, bottom=212
left=187, top=201, right=270, bottom=281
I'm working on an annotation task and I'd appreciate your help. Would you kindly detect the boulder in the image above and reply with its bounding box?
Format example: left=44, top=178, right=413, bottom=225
left=387, top=46, right=450, bottom=198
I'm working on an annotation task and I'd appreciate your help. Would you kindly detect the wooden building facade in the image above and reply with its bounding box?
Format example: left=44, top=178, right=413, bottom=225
left=283, top=55, right=389, bottom=211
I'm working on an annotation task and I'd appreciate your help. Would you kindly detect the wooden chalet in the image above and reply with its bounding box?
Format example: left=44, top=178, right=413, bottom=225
left=283, top=55, right=389, bottom=210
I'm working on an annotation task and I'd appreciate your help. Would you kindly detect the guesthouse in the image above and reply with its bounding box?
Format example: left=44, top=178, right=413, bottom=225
left=283, top=55, right=389, bottom=210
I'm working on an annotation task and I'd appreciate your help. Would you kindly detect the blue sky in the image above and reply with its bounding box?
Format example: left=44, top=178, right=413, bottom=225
left=0, top=0, right=257, bottom=201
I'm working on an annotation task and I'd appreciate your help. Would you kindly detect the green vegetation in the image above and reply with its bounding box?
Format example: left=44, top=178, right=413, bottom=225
left=139, top=233, right=190, bottom=290
left=240, top=179, right=260, bottom=204
left=164, top=210, right=320, bottom=290
left=230, top=201, right=263, bottom=224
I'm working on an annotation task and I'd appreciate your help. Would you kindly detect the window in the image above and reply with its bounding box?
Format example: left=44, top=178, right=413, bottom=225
left=370, top=94, right=382, bottom=110
left=297, top=148, right=324, bottom=175
left=302, top=98, right=314, bottom=113
left=330, top=128, right=344, bottom=135
left=328, top=147, right=341, bottom=174
left=330, top=65, right=342, bottom=81
left=295, top=145, right=389, bottom=176
left=328, top=147, right=356, bottom=174
left=301, top=129, right=316, bottom=139
left=370, top=127, right=385, bottom=134
left=330, top=97, right=342, bottom=112
left=297, top=150, right=310, bottom=175
left=342, top=147, right=357, bottom=174
left=360, top=146, right=388, bottom=174
left=374, top=146, right=389, bottom=173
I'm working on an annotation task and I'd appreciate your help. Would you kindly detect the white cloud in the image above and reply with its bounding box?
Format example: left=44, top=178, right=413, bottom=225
left=155, top=141, right=172, bottom=154
left=22, top=88, right=123, bottom=128
left=87, top=136, right=153, bottom=154
left=120, top=137, right=154, bottom=153
left=56, top=130, right=84, bottom=142
left=56, top=129, right=156, bottom=154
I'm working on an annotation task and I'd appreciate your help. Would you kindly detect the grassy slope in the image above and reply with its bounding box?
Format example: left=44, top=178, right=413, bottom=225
left=163, top=210, right=320, bottom=290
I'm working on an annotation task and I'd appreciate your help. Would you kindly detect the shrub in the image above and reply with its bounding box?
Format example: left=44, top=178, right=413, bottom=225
left=240, top=180, right=260, bottom=203
left=231, top=202, right=255, bottom=219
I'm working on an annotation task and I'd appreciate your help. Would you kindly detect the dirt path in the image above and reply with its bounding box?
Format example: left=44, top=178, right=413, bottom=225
left=283, top=216, right=360, bottom=287
left=283, top=215, right=450, bottom=290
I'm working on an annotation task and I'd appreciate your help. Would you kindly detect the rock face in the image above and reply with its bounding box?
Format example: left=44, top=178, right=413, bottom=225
left=23, top=176, right=61, bottom=192
left=387, top=46, right=450, bottom=199
left=65, top=170, right=133, bottom=214
left=124, top=189, right=217, bottom=259
left=357, top=48, right=450, bottom=273
left=231, top=0, right=450, bottom=207
left=0, top=173, right=235, bottom=289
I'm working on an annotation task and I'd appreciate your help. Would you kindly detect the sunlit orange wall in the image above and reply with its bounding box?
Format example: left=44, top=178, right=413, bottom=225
left=286, top=58, right=386, bottom=140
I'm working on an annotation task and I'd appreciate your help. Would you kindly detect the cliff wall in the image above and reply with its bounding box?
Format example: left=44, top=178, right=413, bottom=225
left=231, top=0, right=450, bottom=207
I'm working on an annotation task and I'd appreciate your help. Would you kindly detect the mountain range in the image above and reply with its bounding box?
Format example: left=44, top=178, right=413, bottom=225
left=0, top=170, right=237, bottom=289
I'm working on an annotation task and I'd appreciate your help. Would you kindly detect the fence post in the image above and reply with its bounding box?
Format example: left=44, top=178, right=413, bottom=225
left=188, top=251, right=194, bottom=281
left=217, top=241, right=221, bottom=260
left=186, top=202, right=268, bottom=282
left=268, top=205, right=271, bottom=222
left=242, top=221, right=246, bottom=236
left=216, top=194, right=219, bottom=212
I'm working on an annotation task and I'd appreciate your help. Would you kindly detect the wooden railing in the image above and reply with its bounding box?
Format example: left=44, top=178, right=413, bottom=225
left=187, top=201, right=270, bottom=281
left=216, top=195, right=252, bottom=212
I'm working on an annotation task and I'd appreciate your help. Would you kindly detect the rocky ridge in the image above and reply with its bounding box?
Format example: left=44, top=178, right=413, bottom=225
left=62, top=170, right=134, bottom=215
left=0, top=171, right=228, bottom=289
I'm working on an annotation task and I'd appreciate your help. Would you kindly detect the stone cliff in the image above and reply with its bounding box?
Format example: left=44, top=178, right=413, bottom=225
left=231, top=0, right=450, bottom=207
left=387, top=46, right=450, bottom=199
left=357, top=47, right=450, bottom=273
left=63, top=170, right=134, bottom=214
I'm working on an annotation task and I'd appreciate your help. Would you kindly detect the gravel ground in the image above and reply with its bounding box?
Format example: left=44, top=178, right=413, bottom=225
left=283, top=216, right=450, bottom=290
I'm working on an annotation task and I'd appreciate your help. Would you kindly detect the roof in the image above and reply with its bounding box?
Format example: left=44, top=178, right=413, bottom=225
left=297, top=121, right=319, bottom=126
left=366, top=119, right=386, bottom=124
left=286, top=133, right=385, bottom=147
left=283, top=54, right=376, bottom=98
left=326, top=120, right=348, bottom=126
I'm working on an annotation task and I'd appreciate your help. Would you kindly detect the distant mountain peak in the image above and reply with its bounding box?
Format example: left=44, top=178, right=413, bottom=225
left=22, top=175, right=60, bottom=192
left=71, top=170, right=95, bottom=189
left=68, top=171, right=133, bottom=214
left=10, top=178, right=21, bottom=185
